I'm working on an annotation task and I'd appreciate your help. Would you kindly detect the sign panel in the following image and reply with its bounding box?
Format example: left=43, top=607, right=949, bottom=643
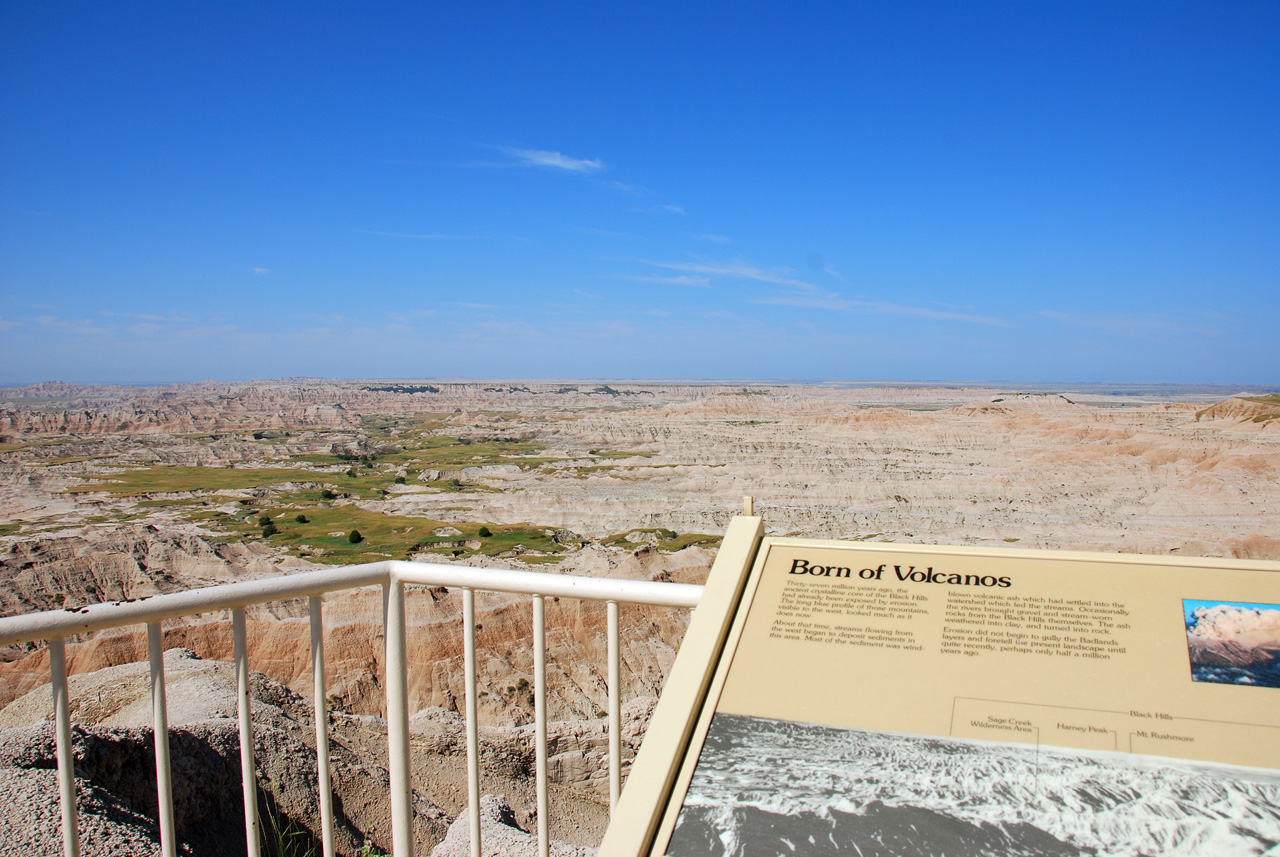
left=641, top=538, right=1280, bottom=857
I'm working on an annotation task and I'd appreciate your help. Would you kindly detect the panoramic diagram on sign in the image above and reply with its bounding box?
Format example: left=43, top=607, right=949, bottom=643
left=669, top=714, right=1280, bottom=857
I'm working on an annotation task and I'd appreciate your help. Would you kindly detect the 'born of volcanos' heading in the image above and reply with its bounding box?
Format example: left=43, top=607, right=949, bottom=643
left=789, top=559, right=1013, bottom=588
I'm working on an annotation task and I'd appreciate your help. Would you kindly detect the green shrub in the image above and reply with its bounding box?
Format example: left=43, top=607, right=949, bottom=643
left=393, top=476, right=406, bottom=484
left=348, top=529, right=364, bottom=544
left=295, top=514, right=309, bottom=524
left=258, top=514, right=273, bottom=526
left=478, top=526, right=492, bottom=537
left=321, top=489, right=336, bottom=500
left=261, top=523, right=279, bottom=537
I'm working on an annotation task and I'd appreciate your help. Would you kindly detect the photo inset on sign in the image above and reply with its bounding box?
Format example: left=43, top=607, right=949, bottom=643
left=667, top=713, right=1280, bottom=857
left=1184, top=599, right=1280, bottom=688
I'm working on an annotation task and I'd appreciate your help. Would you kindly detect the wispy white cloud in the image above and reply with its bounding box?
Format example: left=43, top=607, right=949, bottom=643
left=574, top=227, right=641, bottom=240
left=361, top=230, right=488, bottom=240
left=100, top=311, right=191, bottom=323
left=755, top=293, right=1008, bottom=326
left=632, top=204, right=686, bottom=215
left=635, top=259, right=813, bottom=288
left=502, top=147, right=605, bottom=173
left=183, top=324, right=240, bottom=339
left=805, top=252, right=844, bottom=282
left=0, top=317, right=17, bottom=332
left=74, top=318, right=107, bottom=335
left=821, top=265, right=845, bottom=281
left=1039, top=310, right=1213, bottom=337
left=386, top=309, right=436, bottom=322
left=624, top=257, right=1006, bottom=326
left=694, top=233, right=732, bottom=244
left=252, top=267, right=270, bottom=275
left=613, top=274, right=711, bottom=288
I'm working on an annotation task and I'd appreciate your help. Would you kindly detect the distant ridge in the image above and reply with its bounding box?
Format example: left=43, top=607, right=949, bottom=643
left=1195, top=395, right=1280, bottom=426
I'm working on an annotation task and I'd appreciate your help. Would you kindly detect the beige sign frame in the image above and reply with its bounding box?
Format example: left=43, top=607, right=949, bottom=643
left=599, top=521, right=1280, bottom=857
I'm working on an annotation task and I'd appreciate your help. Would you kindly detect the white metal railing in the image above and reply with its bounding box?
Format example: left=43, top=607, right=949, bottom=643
left=0, top=560, right=704, bottom=857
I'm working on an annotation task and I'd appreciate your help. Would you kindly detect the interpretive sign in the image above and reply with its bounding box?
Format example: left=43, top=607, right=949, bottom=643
left=601, top=528, right=1280, bottom=857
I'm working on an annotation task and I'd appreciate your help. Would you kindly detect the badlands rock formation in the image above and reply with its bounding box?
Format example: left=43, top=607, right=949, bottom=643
left=4, top=380, right=1277, bottom=559
left=0, top=647, right=653, bottom=854
left=1, top=379, right=1277, bottom=851
left=0, top=538, right=707, bottom=718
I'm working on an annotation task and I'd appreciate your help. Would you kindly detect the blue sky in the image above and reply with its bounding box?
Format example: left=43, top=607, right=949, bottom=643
left=2, top=2, right=1277, bottom=384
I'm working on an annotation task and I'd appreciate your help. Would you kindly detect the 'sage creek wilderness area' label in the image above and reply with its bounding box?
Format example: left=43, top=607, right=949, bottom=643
left=771, top=557, right=1132, bottom=661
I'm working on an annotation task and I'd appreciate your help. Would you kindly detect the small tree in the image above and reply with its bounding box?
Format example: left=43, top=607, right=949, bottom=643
left=477, top=526, right=492, bottom=538
left=261, top=523, right=279, bottom=537
left=321, top=489, right=336, bottom=500
left=394, top=476, right=406, bottom=484
left=258, top=514, right=273, bottom=526
left=295, top=514, right=309, bottom=524
left=348, top=529, right=364, bottom=544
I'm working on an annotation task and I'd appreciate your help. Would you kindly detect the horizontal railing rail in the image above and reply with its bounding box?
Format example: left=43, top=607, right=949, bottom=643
left=0, top=560, right=704, bottom=857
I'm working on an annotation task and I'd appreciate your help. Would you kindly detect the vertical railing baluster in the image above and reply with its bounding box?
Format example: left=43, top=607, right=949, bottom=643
left=533, top=594, right=549, bottom=857
left=385, top=581, right=414, bottom=857
left=147, top=622, right=177, bottom=857
left=49, top=637, right=80, bottom=857
left=607, top=600, right=621, bottom=813
left=310, top=596, right=336, bottom=857
left=233, top=609, right=260, bottom=857
left=462, top=588, right=481, bottom=857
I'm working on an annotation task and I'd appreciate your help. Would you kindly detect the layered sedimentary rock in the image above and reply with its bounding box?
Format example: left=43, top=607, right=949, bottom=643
left=0, top=538, right=707, bottom=718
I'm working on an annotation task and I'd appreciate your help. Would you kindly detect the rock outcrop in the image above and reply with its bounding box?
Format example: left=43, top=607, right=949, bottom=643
left=429, top=794, right=595, bottom=857
left=0, top=542, right=707, bottom=722
left=0, top=649, right=453, bottom=856
left=1195, top=395, right=1280, bottom=426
